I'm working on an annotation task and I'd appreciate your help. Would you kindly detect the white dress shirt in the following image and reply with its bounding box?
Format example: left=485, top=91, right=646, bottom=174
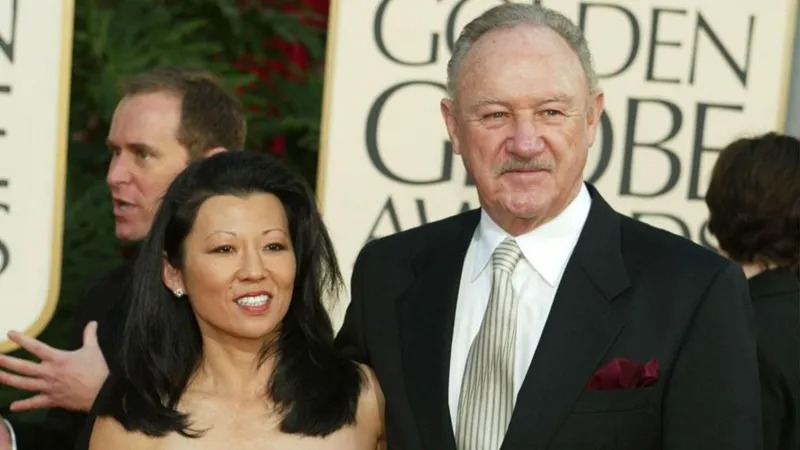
left=448, top=184, right=591, bottom=428
left=2, top=418, right=16, bottom=450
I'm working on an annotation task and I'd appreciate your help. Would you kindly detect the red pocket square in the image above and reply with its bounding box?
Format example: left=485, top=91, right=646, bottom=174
left=587, top=357, right=659, bottom=391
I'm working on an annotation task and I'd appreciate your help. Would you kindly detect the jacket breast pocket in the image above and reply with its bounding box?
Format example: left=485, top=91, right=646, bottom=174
left=548, top=388, right=660, bottom=449
left=571, top=386, right=657, bottom=413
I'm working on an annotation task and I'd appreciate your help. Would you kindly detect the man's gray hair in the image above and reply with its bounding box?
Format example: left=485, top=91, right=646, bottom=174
left=446, top=3, right=599, bottom=98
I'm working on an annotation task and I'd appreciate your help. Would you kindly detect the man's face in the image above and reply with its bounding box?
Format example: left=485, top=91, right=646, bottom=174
left=106, top=92, right=190, bottom=241
left=441, top=25, right=603, bottom=234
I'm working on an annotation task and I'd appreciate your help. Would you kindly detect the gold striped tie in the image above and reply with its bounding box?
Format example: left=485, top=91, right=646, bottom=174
left=456, top=238, right=523, bottom=450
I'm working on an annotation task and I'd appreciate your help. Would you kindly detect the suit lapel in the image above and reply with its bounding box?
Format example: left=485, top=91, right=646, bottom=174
left=396, top=211, right=479, bottom=450
left=502, top=186, right=631, bottom=449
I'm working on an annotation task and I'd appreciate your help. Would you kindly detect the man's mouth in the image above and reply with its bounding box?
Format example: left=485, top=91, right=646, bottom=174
left=112, top=199, right=135, bottom=214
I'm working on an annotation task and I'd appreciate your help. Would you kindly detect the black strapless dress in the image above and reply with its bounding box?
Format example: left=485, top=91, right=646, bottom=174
left=73, top=369, right=119, bottom=450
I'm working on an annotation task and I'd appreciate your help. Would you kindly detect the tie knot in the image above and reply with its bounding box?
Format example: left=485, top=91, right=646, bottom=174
left=492, top=238, right=522, bottom=274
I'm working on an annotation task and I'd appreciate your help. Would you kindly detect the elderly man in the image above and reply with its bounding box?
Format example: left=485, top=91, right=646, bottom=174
left=0, top=67, right=247, bottom=450
left=336, top=3, right=762, bottom=450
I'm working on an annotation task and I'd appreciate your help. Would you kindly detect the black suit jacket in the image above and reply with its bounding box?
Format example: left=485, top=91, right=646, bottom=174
left=336, top=185, right=762, bottom=450
left=9, top=263, right=131, bottom=450
left=749, top=267, right=799, bottom=450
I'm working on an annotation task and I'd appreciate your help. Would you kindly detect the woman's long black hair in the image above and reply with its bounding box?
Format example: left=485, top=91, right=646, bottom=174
left=100, top=151, right=362, bottom=437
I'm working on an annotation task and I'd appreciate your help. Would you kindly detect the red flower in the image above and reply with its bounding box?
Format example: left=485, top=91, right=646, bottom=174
left=269, top=135, right=287, bottom=157
left=586, top=357, right=659, bottom=391
left=232, top=1, right=327, bottom=85
left=231, top=1, right=329, bottom=151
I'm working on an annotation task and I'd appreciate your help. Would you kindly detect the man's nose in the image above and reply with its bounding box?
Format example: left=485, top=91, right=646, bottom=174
left=507, top=118, right=546, bottom=157
left=106, top=153, right=132, bottom=185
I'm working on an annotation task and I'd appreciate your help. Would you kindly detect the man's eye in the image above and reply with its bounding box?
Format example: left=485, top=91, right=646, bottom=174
left=542, top=109, right=563, bottom=117
left=136, top=151, right=151, bottom=160
left=484, top=112, right=508, bottom=120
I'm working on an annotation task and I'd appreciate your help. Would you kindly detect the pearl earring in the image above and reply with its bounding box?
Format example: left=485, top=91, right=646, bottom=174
left=174, top=288, right=184, bottom=298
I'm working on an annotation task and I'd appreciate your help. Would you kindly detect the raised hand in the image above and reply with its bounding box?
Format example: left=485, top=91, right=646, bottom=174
left=0, top=321, right=108, bottom=413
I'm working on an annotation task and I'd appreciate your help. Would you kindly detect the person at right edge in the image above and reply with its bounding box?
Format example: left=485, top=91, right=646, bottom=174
left=706, top=132, right=799, bottom=450
left=335, top=3, right=763, bottom=450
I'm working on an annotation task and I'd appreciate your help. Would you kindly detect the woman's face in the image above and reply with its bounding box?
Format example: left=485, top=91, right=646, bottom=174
left=163, top=193, right=296, bottom=344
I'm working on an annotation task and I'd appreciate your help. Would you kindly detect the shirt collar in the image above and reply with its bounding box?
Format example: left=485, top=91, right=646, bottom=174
left=471, top=183, right=592, bottom=286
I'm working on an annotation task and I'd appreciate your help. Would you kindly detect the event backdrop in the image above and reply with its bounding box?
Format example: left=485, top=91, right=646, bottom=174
left=0, top=0, right=74, bottom=351
left=318, top=0, right=798, bottom=327
left=0, top=0, right=796, bottom=339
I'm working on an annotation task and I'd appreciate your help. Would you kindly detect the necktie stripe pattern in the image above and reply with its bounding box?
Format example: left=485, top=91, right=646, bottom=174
left=456, top=238, right=523, bottom=450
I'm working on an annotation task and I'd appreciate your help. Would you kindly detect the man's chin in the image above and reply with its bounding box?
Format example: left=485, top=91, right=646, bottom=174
left=114, top=226, right=147, bottom=243
left=502, top=194, right=551, bottom=218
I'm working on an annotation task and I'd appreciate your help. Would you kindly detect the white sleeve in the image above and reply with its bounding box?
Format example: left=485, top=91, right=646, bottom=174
left=1, top=419, right=16, bottom=450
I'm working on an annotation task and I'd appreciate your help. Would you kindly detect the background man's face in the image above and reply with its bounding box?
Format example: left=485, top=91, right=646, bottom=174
left=106, top=92, right=191, bottom=241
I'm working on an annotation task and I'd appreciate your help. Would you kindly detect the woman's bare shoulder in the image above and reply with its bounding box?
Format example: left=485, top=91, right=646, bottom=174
left=356, top=363, right=384, bottom=406
left=89, top=415, right=160, bottom=450
left=355, top=363, right=385, bottom=449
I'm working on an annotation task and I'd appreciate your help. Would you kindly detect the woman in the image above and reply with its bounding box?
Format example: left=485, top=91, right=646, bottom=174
left=86, top=151, right=385, bottom=448
left=706, top=132, right=799, bottom=450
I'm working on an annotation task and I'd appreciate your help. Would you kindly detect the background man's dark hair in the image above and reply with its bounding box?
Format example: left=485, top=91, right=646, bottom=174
left=123, top=67, right=247, bottom=159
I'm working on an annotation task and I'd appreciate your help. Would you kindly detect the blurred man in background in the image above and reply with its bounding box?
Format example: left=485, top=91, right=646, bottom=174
left=0, top=67, right=247, bottom=450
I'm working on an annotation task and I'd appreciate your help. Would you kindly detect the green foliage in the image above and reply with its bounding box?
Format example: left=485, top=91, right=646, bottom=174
left=71, top=0, right=326, bottom=161
left=0, top=0, right=326, bottom=414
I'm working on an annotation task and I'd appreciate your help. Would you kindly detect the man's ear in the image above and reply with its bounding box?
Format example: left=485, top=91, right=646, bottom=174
left=440, top=98, right=461, bottom=155
left=162, top=253, right=184, bottom=295
left=586, top=91, right=605, bottom=148
left=202, top=146, right=227, bottom=159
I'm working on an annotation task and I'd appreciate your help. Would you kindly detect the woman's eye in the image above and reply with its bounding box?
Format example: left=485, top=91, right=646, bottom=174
left=266, top=243, right=285, bottom=252
left=212, top=245, right=234, bottom=254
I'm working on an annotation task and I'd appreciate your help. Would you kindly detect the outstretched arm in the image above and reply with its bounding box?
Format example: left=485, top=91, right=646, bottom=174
left=0, top=321, right=108, bottom=413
